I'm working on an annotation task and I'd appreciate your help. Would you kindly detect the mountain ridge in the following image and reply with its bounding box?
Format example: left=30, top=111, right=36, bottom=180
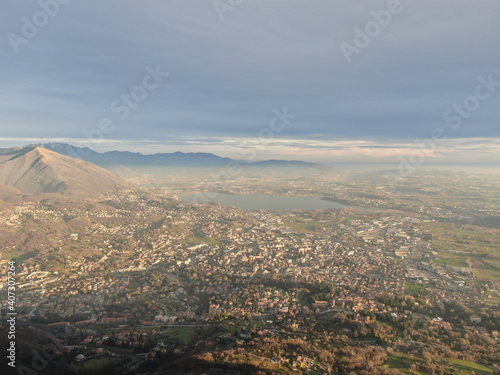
left=38, top=143, right=325, bottom=169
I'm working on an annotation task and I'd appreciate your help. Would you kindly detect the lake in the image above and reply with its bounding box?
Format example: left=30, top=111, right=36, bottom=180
left=179, top=193, right=362, bottom=211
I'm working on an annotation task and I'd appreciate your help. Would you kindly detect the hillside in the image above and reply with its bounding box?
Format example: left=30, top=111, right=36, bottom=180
left=0, top=146, right=127, bottom=198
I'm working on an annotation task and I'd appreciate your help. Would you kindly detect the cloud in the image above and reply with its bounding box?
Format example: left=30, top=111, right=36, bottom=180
left=1, top=0, right=499, bottom=164
left=2, top=136, right=498, bottom=167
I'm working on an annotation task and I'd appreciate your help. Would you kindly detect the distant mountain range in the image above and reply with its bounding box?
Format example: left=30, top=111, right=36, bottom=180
left=38, top=143, right=324, bottom=169
left=0, top=144, right=326, bottom=200
left=0, top=146, right=127, bottom=198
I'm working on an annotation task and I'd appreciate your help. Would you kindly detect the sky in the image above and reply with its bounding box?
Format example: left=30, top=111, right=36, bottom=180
left=1, top=0, right=499, bottom=165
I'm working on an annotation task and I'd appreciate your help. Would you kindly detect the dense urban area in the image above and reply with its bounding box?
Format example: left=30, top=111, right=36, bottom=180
left=1, top=170, right=499, bottom=374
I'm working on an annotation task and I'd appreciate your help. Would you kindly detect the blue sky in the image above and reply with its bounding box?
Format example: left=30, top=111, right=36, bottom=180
left=1, top=0, right=499, bottom=164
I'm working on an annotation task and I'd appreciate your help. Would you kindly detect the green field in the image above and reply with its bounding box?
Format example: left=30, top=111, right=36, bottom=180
left=284, top=216, right=327, bottom=233
left=473, top=268, right=500, bottom=282
left=423, top=222, right=500, bottom=281
left=433, top=252, right=469, bottom=268
left=382, top=352, right=493, bottom=375
left=447, top=358, right=493, bottom=375
left=383, top=352, right=430, bottom=374
left=221, top=323, right=237, bottom=334
left=80, top=357, right=125, bottom=372
left=164, top=327, right=197, bottom=346
left=405, top=280, right=426, bottom=294
left=181, top=232, right=224, bottom=246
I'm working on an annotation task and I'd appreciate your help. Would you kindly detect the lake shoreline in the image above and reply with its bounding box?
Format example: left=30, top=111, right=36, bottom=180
left=179, top=193, right=362, bottom=211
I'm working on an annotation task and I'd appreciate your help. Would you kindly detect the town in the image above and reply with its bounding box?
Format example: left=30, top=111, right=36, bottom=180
left=1, top=170, right=499, bottom=374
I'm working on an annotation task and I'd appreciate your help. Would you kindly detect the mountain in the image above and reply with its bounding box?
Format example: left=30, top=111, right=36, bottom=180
left=38, top=143, right=325, bottom=169
left=39, top=143, right=234, bottom=167
left=0, top=146, right=127, bottom=198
